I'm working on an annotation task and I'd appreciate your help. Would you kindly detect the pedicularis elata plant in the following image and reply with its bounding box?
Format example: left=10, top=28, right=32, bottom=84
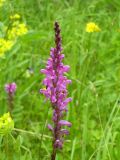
left=5, top=82, right=17, bottom=114
left=40, top=22, right=72, bottom=160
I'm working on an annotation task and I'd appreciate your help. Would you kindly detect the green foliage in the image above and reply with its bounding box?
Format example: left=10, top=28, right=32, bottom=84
left=0, top=0, right=120, bottom=159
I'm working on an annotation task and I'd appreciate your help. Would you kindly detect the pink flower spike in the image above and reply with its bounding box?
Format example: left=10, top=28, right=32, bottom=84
left=5, top=82, right=17, bottom=94
left=40, top=22, right=72, bottom=157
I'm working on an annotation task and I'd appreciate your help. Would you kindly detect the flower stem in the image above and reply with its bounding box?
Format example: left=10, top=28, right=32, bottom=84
left=51, top=147, right=56, bottom=160
left=8, top=93, right=13, bottom=114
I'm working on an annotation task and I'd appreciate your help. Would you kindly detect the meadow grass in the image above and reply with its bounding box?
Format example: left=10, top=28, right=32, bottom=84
left=0, top=0, right=120, bottom=159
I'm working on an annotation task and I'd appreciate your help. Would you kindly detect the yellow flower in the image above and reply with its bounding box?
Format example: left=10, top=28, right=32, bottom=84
left=16, top=23, right=28, bottom=36
left=0, top=38, right=13, bottom=57
left=8, top=23, right=28, bottom=40
left=86, top=22, right=101, bottom=33
left=0, top=112, right=14, bottom=135
left=0, top=0, right=5, bottom=7
left=12, top=21, right=19, bottom=27
left=10, top=14, right=21, bottom=20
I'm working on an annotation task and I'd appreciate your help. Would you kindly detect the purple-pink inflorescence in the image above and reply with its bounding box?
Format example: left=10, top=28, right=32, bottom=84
left=5, top=82, right=17, bottom=95
left=40, top=22, right=72, bottom=159
left=5, top=82, right=17, bottom=113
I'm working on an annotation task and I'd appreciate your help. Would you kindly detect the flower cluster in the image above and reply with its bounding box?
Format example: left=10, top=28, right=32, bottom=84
left=5, top=82, right=17, bottom=95
left=0, top=38, right=13, bottom=57
left=10, top=14, right=21, bottom=20
left=8, top=14, right=28, bottom=40
left=0, top=0, right=5, bottom=7
left=0, top=112, right=14, bottom=135
left=0, top=13, right=28, bottom=58
left=86, top=22, right=101, bottom=32
left=40, top=22, right=72, bottom=156
left=8, top=23, right=28, bottom=40
left=5, top=82, right=17, bottom=113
